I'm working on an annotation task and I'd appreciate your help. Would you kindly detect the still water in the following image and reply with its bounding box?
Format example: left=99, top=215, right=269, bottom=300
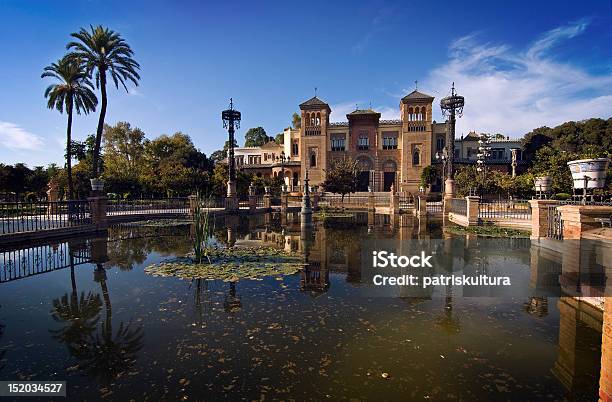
left=0, top=213, right=602, bottom=401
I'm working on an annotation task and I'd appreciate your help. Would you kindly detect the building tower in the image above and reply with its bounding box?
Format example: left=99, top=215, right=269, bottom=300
left=399, top=89, right=434, bottom=193
left=299, top=96, right=330, bottom=187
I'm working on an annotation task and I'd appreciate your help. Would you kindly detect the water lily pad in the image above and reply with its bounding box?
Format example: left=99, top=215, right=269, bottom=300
left=145, top=246, right=305, bottom=281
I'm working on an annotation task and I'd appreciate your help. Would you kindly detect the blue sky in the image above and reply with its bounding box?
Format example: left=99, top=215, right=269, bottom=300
left=1, top=0, right=611, bottom=167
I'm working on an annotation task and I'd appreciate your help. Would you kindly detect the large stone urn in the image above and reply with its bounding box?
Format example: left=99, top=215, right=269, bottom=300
left=90, top=178, right=105, bottom=192
left=534, top=176, right=552, bottom=192
left=567, top=158, right=610, bottom=189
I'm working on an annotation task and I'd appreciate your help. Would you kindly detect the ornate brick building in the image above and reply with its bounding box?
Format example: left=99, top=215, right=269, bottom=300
left=288, top=90, right=445, bottom=194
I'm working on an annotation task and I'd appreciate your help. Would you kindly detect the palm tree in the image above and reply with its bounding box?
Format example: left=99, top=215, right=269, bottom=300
left=42, top=55, right=97, bottom=199
left=67, top=25, right=141, bottom=179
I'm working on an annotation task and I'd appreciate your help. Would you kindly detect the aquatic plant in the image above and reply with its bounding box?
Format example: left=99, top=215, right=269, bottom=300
left=193, top=194, right=212, bottom=264
left=145, top=246, right=304, bottom=281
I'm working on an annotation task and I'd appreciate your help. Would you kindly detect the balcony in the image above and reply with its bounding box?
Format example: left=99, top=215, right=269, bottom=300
left=304, top=126, right=321, bottom=136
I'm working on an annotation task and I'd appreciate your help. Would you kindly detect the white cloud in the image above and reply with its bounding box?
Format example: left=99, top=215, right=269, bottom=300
left=330, top=101, right=363, bottom=122
left=420, top=19, right=612, bottom=137
left=0, top=121, right=44, bottom=150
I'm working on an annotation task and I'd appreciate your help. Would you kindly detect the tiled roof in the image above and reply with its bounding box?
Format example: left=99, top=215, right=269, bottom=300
left=401, top=90, right=434, bottom=102
left=347, top=109, right=380, bottom=116
left=299, top=96, right=329, bottom=108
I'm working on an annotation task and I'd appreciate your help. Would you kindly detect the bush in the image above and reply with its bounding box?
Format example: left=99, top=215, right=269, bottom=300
left=554, top=193, right=571, bottom=200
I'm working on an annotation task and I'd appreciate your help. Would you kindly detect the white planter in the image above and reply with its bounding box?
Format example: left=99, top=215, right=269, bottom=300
left=534, top=176, right=552, bottom=192
left=567, top=158, right=610, bottom=189
left=90, top=178, right=105, bottom=192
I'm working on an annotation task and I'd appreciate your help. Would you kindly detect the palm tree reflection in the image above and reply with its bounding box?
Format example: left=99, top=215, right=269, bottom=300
left=51, top=262, right=144, bottom=386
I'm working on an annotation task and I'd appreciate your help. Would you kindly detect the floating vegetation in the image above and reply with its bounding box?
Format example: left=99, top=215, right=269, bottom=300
left=145, top=246, right=305, bottom=281
left=313, top=211, right=354, bottom=219
left=120, top=219, right=193, bottom=227
left=446, top=224, right=530, bottom=238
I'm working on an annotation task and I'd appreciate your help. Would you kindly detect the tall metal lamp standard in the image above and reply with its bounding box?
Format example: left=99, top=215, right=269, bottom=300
left=440, top=83, right=465, bottom=202
left=222, top=98, right=241, bottom=212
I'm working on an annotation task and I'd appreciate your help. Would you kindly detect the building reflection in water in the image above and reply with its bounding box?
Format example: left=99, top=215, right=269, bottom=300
left=530, top=237, right=608, bottom=401
left=0, top=306, right=5, bottom=373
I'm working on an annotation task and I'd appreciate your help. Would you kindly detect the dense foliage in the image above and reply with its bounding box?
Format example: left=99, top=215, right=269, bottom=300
left=322, top=158, right=359, bottom=200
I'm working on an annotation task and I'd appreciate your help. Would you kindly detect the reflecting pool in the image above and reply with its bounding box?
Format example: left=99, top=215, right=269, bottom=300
left=0, top=213, right=603, bottom=401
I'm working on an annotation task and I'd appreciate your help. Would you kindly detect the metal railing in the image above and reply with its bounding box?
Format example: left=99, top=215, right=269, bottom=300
left=479, top=199, right=531, bottom=220
left=450, top=199, right=467, bottom=216
left=200, top=197, right=226, bottom=209
left=319, top=194, right=370, bottom=208
left=547, top=205, right=564, bottom=240
left=427, top=201, right=443, bottom=213
left=107, top=198, right=189, bottom=215
left=0, top=200, right=91, bottom=235
left=399, top=194, right=414, bottom=209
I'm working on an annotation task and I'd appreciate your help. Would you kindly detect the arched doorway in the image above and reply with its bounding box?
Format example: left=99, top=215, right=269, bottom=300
left=383, top=160, right=397, bottom=191
left=356, top=156, right=373, bottom=192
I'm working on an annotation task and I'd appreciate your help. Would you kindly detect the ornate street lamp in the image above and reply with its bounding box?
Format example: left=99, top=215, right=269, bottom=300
left=440, top=83, right=465, bottom=199
left=222, top=98, right=241, bottom=211
left=476, top=133, right=492, bottom=195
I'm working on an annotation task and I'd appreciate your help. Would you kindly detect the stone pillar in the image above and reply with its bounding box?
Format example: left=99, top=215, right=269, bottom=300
left=417, top=195, right=427, bottom=217
left=368, top=187, right=375, bottom=212
left=88, top=196, right=108, bottom=229
left=248, top=184, right=257, bottom=212
left=600, top=297, right=612, bottom=402
left=263, top=186, right=272, bottom=211
left=466, top=196, right=480, bottom=226
left=559, top=205, right=612, bottom=240
left=281, top=190, right=289, bottom=213
left=528, top=199, right=559, bottom=240
left=389, top=184, right=399, bottom=215
left=443, top=179, right=455, bottom=217
left=225, top=180, right=238, bottom=212
left=188, top=195, right=198, bottom=216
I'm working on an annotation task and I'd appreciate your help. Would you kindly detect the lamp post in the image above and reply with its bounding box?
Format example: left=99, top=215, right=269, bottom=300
left=440, top=83, right=464, bottom=201
left=476, top=133, right=492, bottom=196
left=435, top=150, right=448, bottom=193
left=222, top=98, right=241, bottom=212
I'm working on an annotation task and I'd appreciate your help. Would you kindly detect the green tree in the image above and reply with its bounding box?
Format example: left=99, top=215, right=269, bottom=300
left=292, top=112, right=301, bottom=129
left=275, top=133, right=284, bottom=145
left=67, top=25, right=141, bottom=178
left=42, top=55, right=97, bottom=199
left=322, top=158, right=359, bottom=201
left=244, top=127, right=268, bottom=147
left=419, top=165, right=438, bottom=189
left=102, top=122, right=145, bottom=197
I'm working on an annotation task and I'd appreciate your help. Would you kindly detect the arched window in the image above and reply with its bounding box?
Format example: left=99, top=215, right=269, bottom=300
left=316, top=112, right=321, bottom=126
left=412, top=149, right=420, bottom=166
left=408, top=107, right=413, bottom=121
left=305, top=113, right=310, bottom=126
left=310, top=152, right=317, bottom=167
left=421, top=106, right=427, bottom=120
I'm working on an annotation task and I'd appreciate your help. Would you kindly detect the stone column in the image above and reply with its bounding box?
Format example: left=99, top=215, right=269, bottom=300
left=389, top=184, right=399, bottom=215
left=466, top=195, right=480, bottom=226
left=417, top=195, right=427, bottom=217
left=188, top=194, right=198, bottom=217
left=368, top=187, right=375, bottom=212
left=225, top=180, right=239, bottom=212
left=263, top=186, right=272, bottom=211
left=88, top=196, right=108, bottom=230
left=528, top=199, right=559, bottom=240
left=281, top=190, right=289, bottom=213
left=443, top=179, right=456, bottom=217
left=248, top=184, right=257, bottom=212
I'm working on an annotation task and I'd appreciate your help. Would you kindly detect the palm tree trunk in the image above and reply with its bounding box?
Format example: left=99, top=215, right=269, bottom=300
left=66, top=100, right=74, bottom=200
left=92, top=70, right=107, bottom=178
